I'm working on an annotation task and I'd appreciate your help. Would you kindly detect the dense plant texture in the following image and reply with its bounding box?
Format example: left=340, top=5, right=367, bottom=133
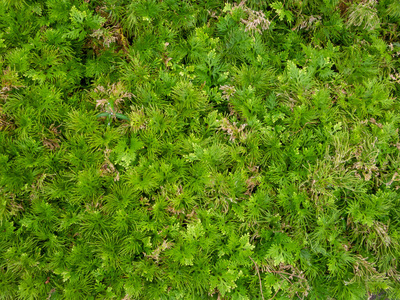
left=1, top=0, right=400, bottom=299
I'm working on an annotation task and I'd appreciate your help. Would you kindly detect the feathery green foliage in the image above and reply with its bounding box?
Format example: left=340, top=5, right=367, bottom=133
left=1, top=0, right=400, bottom=299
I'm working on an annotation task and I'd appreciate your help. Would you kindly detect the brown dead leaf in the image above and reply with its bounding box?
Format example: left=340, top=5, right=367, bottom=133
left=96, top=98, right=109, bottom=109
left=43, top=138, right=60, bottom=150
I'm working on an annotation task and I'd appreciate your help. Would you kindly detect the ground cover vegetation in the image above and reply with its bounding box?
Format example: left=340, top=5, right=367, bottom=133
left=0, top=0, right=400, bottom=299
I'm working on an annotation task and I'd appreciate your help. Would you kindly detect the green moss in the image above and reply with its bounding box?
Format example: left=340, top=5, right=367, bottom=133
left=1, top=0, right=400, bottom=299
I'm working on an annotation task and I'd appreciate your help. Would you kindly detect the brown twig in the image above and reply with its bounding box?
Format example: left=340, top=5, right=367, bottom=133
left=249, top=256, right=265, bottom=300
left=269, top=288, right=280, bottom=300
left=266, top=269, right=305, bottom=279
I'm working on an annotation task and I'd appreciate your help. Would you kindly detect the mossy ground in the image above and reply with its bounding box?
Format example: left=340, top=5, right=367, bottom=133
left=1, top=0, right=400, bottom=299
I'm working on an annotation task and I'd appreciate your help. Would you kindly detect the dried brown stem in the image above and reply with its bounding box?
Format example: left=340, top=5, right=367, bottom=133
left=249, top=256, right=265, bottom=300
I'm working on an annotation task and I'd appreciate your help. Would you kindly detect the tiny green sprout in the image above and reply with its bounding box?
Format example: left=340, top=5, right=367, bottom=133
left=94, top=82, right=132, bottom=126
left=97, top=100, right=130, bottom=126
